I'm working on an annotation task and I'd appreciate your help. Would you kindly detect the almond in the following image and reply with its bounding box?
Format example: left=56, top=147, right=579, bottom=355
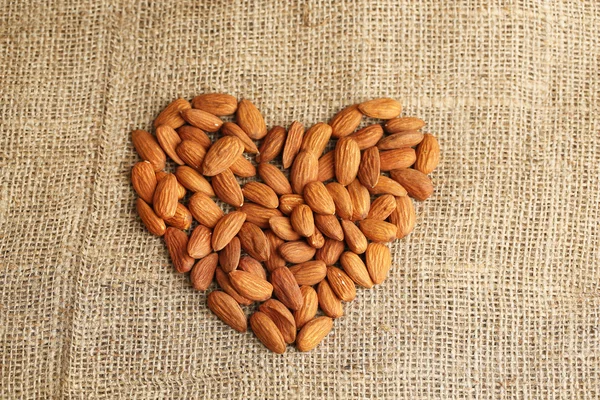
left=156, top=124, right=184, bottom=165
left=303, top=181, right=335, bottom=215
left=164, top=203, right=193, bottom=230
left=347, top=179, right=371, bottom=221
left=249, top=311, right=286, bottom=354
left=379, top=148, right=416, bottom=171
left=340, top=251, right=374, bottom=288
left=350, top=124, right=384, bottom=150
left=414, top=133, right=440, bottom=174
left=307, top=227, right=325, bottom=249
left=317, top=280, right=343, bottom=319
left=257, top=163, right=293, bottom=195
left=219, top=237, right=241, bottom=273
left=366, top=242, right=392, bottom=284
left=230, top=156, right=256, bottom=178
left=278, top=194, right=305, bottom=215
left=192, top=93, right=238, bottom=116
left=177, top=125, right=212, bottom=149
left=367, top=176, right=407, bottom=197
left=229, top=270, right=273, bottom=301
left=190, top=253, right=218, bottom=291
left=236, top=99, right=267, bottom=140
left=181, top=108, right=223, bottom=132
left=315, top=238, right=345, bottom=266
left=207, top=291, right=247, bottom=332
left=264, top=230, right=287, bottom=272
left=357, top=147, right=380, bottom=188
left=256, top=126, right=286, bottom=163
left=334, top=137, right=361, bottom=186
left=317, top=150, right=335, bottom=181
left=359, top=219, right=397, bottom=242
left=212, top=211, right=247, bottom=251
left=131, top=130, right=166, bottom=171
left=136, top=198, right=166, bottom=236
left=131, top=161, right=157, bottom=204
left=389, top=195, right=416, bottom=239
left=175, top=166, right=214, bottom=196
left=278, top=241, right=316, bottom=264
left=290, top=150, right=318, bottom=194
left=282, top=121, right=305, bottom=169
left=325, top=182, right=353, bottom=220
left=187, top=225, right=213, bottom=259
left=259, top=299, right=297, bottom=344
left=358, top=98, right=402, bottom=119
left=221, top=122, right=259, bottom=154
left=301, top=122, right=332, bottom=157
left=153, top=173, right=178, bottom=219
left=326, top=266, right=356, bottom=301
left=176, top=140, right=207, bottom=171
left=377, top=130, right=424, bottom=150
left=155, top=171, right=186, bottom=199
left=269, top=216, right=301, bottom=241
left=367, top=194, right=397, bottom=220
left=238, top=256, right=266, bottom=280
left=384, top=116, right=426, bottom=133
left=188, top=192, right=224, bottom=228
left=340, top=219, right=368, bottom=254
left=237, top=222, right=270, bottom=261
left=270, top=267, right=303, bottom=311
left=290, top=204, right=315, bottom=237
left=314, top=214, right=344, bottom=241
left=242, top=182, right=279, bottom=209
left=240, top=203, right=283, bottom=229
left=294, top=286, right=318, bottom=329
left=215, top=267, right=253, bottom=306
left=288, top=260, right=327, bottom=286
left=390, top=168, right=433, bottom=201
left=153, top=98, right=191, bottom=129
left=164, top=227, right=195, bottom=273
left=330, top=104, right=363, bottom=138
left=212, top=168, right=244, bottom=207
left=296, top=316, right=333, bottom=352
left=201, top=136, right=244, bottom=176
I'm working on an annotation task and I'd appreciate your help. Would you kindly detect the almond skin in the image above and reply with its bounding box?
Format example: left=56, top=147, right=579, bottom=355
left=240, top=203, right=283, bottom=229
left=340, top=219, right=368, bottom=254
left=367, top=176, right=407, bottom=197
left=181, top=108, right=223, bottom=132
left=259, top=299, right=297, bottom=344
left=212, top=211, right=247, bottom=251
left=290, top=150, right=318, bottom=194
left=326, top=266, right=356, bottom=301
left=288, top=260, right=327, bottom=286
left=301, top=122, right=332, bottom=157
left=384, top=116, right=426, bottom=133
left=357, top=147, right=380, bottom=188
left=340, top=251, right=374, bottom=288
left=315, top=238, right=345, bottom=266
left=367, top=194, right=397, bottom=220
left=269, top=216, right=301, bottom=241
left=221, top=122, right=259, bottom=154
left=230, top=156, right=257, bottom=178
left=229, top=270, right=273, bottom=302
left=190, top=253, right=218, bottom=291
left=153, top=173, right=178, bottom=219
left=278, top=194, right=305, bottom=215
left=350, top=124, right=384, bottom=150
left=278, top=241, right=317, bottom=264
left=132, top=161, right=157, bottom=204
left=325, top=182, right=353, bottom=220
left=303, top=181, right=336, bottom=215
left=388, top=195, right=416, bottom=239
left=176, top=140, right=207, bottom=171
left=242, top=182, right=279, bottom=209
left=296, top=316, right=333, bottom=352
left=238, top=256, right=267, bottom=280
left=358, top=98, right=402, bottom=119
left=207, top=291, right=247, bottom=333
left=212, top=169, right=244, bottom=207
left=307, top=227, right=325, bottom=249
left=187, top=225, right=213, bottom=259
left=219, top=237, right=241, bottom=273
left=156, top=125, right=184, bottom=165
left=175, top=166, right=214, bottom=196
left=414, top=133, right=440, bottom=174
left=155, top=171, right=186, bottom=200
left=347, top=179, right=371, bottom=221
left=215, top=267, right=253, bottom=306
left=282, top=121, right=305, bottom=169
left=153, top=98, right=191, bottom=129
left=202, top=136, right=244, bottom=176
left=237, top=222, right=270, bottom=261
left=390, top=168, right=434, bottom=201
left=294, top=286, right=319, bottom=329
left=314, top=214, right=344, bottom=241
left=290, top=204, right=315, bottom=237
left=317, top=150, right=335, bottom=182
left=317, top=280, right=343, bottom=319
left=264, top=230, right=287, bottom=272
left=270, top=267, right=303, bottom=311
left=188, top=192, right=224, bottom=228
left=334, top=137, right=361, bottom=186
left=177, top=125, right=212, bottom=149
left=257, top=126, right=286, bottom=163
left=377, top=130, right=424, bottom=150
left=359, top=219, right=398, bottom=243
left=257, top=163, right=293, bottom=195
left=164, top=203, right=193, bottom=230
left=366, top=242, right=392, bottom=285
left=131, top=130, right=166, bottom=171
left=250, top=311, right=286, bottom=354
left=379, top=148, right=417, bottom=171
left=164, top=227, right=195, bottom=273
left=236, top=99, right=267, bottom=140
left=192, top=93, right=238, bottom=116
left=330, top=104, right=363, bottom=138
left=136, top=198, right=166, bottom=236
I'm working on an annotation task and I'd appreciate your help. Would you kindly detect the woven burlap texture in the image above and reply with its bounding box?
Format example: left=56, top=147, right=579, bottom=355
left=1, top=0, right=599, bottom=398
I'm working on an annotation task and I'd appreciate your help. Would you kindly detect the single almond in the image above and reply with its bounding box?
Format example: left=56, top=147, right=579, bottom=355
left=131, top=130, right=166, bottom=171
left=202, top=136, right=244, bottom=176
left=278, top=194, right=305, bottom=215
left=379, top=148, right=417, bottom=171
left=334, top=137, right=361, bottom=186
left=367, top=194, right=397, bottom=220
left=347, top=179, right=371, bottom=221
left=365, top=242, right=392, bottom=284
left=215, top=267, right=253, bottom=306
left=156, top=124, right=184, bottom=165
left=282, top=121, right=305, bottom=169
left=270, top=267, right=303, bottom=311
left=264, top=230, right=287, bottom=272
left=207, top=291, right=247, bottom=332
left=269, top=216, right=301, bottom=241
left=236, top=99, right=267, bottom=140
left=259, top=299, right=297, bottom=344
left=175, top=166, right=214, bottom=196
left=290, top=204, right=315, bottom=237
left=350, top=124, right=384, bottom=150
left=330, top=104, right=363, bottom=138
left=212, top=211, right=247, bottom=251
left=153, top=98, right=191, bottom=129
left=238, top=256, right=266, bottom=280
left=153, top=173, right=178, bottom=219
left=290, top=150, right=318, bottom=194
left=307, top=227, right=325, bottom=249
left=377, top=130, right=424, bottom=150
left=132, top=161, right=157, bottom=204
left=257, top=126, right=286, bottom=163
left=181, top=108, right=223, bottom=132
left=188, top=192, right=224, bottom=228
left=219, top=237, right=241, bottom=273
left=176, top=140, right=207, bottom=171
left=243, top=182, right=279, bottom=209
left=390, top=168, right=433, bottom=201
left=303, top=181, right=335, bottom=215
left=212, top=169, right=244, bottom=207
left=326, top=266, right=356, bottom=301
left=230, top=155, right=256, bottom=178
left=136, top=198, right=166, bottom=236
left=229, top=270, right=273, bottom=302
left=358, top=98, right=402, bottom=119
left=317, top=150, right=335, bottom=182
left=357, top=147, right=380, bottom=188
left=257, top=163, right=293, bottom=195
left=238, top=222, right=270, bottom=261
left=315, top=238, right=345, bottom=266
left=240, top=203, right=284, bottom=229
left=288, top=260, right=327, bottom=286
left=296, top=316, right=333, bottom=352
left=164, top=227, right=195, bottom=273
left=190, top=253, right=218, bottom=291
left=325, top=182, right=353, bottom=220
left=294, top=286, right=319, bottom=329
left=389, top=195, right=416, bottom=239
left=340, top=219, right=368, bottom=254
left=359, top=219, right=397, bottom=242
left=384, top=116, right=426, bottom=133
left=187, top=225, right=213, bottom=259
left=301, top=122, right=332, bottom=157
left=278, top=241, right=317, bottom=264
left=367, top=176, right=407, bottom=197
left=155, top=171, right=186, bottom=199
left=177, top=125, right=212, bottom=149
left=340, top=251, right=374, bottom=288
left=164, top=203, right=193, bottom=230
left=221, top=122, right=259, bottom=154
left=192, top=93, right=238, bottom=116
left=317, top=280, right=343, bottom=319
left=314, top=214, right=344, bottom=241
left=249, top=311, right=286, bottom=354
left=414, top=133, right=440, bottom=174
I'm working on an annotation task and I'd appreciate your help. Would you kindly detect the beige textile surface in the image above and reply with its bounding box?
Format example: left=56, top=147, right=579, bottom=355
left=1, top=0, right=599, bottom=398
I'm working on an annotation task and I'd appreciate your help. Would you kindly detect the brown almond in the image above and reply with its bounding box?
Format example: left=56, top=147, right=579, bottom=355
left=278, top=194, right=305, bottom=215
left=326, top=266, right=356, bottom=302
left=190, top=253, right=218, bottom=291
left=367, top=194, right=397, bottom=220
left=131, top=130, right=166, bottom=171
left=366, top=242, right=392, bottom=284
left=347, top=179, right=371, bottom=221
left=230, top=155, right=257, bottom=178
left=221, top=122, right=259, bottom=154
left=202, top=136, right=244, bottom=176
left=156, top=124, right=184, bottom=165
left=240, top=203, right=283, bottom=229
left=256, top=126, right=286, bottom=163
left=282, top=121, right=305, bottom=168
left=290, top=150, right=318, bottom=194
left=176, top=140, right=207, bottom=171
left=249, top=311, right=286, bottom=354
left=212, top=211, right=247, bottom=251
left=181, top=108, right=223, bottom=132
left=207, top=291, right=247, bottom=332
left=154, top=98, right=191, bottom=129
left=177, top=125, right=212, bottom=149
left=414, top=133, right=440, bottom=174
left=187, top=225, right=213, bottom=259
left=390, top=168, right=433, bottom=201
left=164, top=203, right=193, bottom=230
left=389, top=196, right=416, bottom=239
left=340, top=251, right=374, bottom=288
left=340, top=219, right=368, bottom=254
left=334, top=137, right=361, bottom=186
left=379, top=148, right=416, bottom=171
left=314, top=214, right=344, bottom=241
left=155, top=171, right=186, bottom=199
left=212, top=169, right=244, bottom=207
left=215, top=267, right=253, bottom=306
left=350, top=124, right=384, bottom=150
left=301, top=122, right=332, bottom=157
left=269, top=216, right=301, bottom=241
left=330, top=104, right=363, bottom=138
left=325, top=182, right=353, bottom=220
left=238, top=222, right=270, bottom=261
left=259, top=299, right=297, bottom=344
left=367, top=176, right=407, bottom=197
left=278, top=241, right=316, bottom=264
left=303, top=181, right=335, bottom=215
left=384, top=116, right=426, bottom=133
left=238, top=256, right=266, bottom=280
left=357, top=147, right=380, bottom=188
left=132, top=161, right=157, bottom=204
left=288, top=260, right=327, bottom=286
left=290, top=204, right=315, bottom=237
left=317, top=280, right=343, bottom=319
left=219, top=237, right=241, bottom=273
left=188, top=192, right=224, bottom=228
left=264, top=230, right=287, bottom=272
left=243, top=182, right=279, bottom=209
left=358, top=98, right=402, bottom=119
left=192, top=93, right=238, bottom=116
left=317, top=150, right=335, bottom=181
left=229, top=270, right=273, bottom=302
left=377, top=130, right=424, bottom=150
left=175, top=166, right=214, bottom=196
left=236, top=99, right=267, bottom=140
left=307, top=227, right=325, bottom=249
left=315, top=238, right=345, bottom=266
left=359, top=219, right=397, bottom=243
left=294, top=286, right=319, bottom=329
left=296, top=316, right=333, bottom=352
left=136, top=198, right=166, bottom=236
left=270, top=267, right=303, bottom=311
left=164, top=227, right=195, bottom=273
left=153, top=173, right=178, bottom=219
left=257, top=163, right=293, bottom=195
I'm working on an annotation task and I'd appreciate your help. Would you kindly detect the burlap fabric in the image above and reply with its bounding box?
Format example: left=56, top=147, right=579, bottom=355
left=1, top=1, right=599, bottom=398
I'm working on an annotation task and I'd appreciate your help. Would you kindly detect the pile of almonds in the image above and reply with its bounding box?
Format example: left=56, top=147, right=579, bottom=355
left=131, top=94, right=439, bottom=353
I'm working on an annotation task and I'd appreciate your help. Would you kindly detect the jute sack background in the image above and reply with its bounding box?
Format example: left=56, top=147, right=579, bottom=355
left=1, top=0, right=599, bottom=398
